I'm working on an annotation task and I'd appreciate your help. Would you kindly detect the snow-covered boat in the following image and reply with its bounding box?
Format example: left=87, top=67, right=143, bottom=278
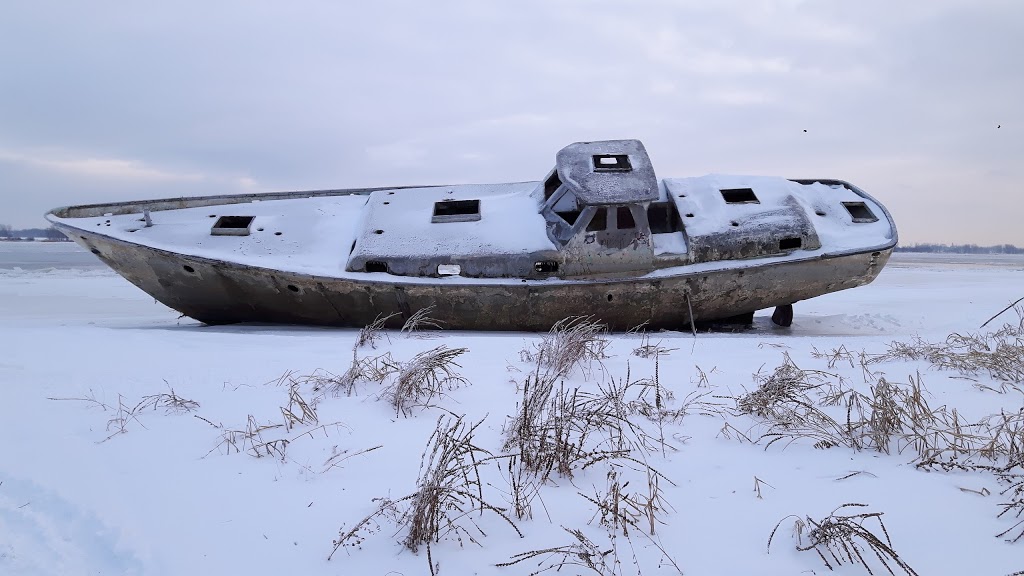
left=46, top=139, right=897, bottom=331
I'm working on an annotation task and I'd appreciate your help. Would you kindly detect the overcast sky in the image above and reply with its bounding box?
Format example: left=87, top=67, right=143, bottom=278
left=2, top=0, right=1021, bottom=244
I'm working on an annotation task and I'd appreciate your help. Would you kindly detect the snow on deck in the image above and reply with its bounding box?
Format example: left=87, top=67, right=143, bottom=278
left=50, top=175, right=895, bottom=282
left=665, top=175, right=894, bottom=251
left=350, top=182, right=554, bottom=260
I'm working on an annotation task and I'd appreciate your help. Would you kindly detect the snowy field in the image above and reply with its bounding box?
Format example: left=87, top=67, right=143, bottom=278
left=2, top=242, right=1023, bottom=576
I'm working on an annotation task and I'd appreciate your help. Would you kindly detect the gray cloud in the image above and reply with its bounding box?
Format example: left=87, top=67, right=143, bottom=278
left=1, top=0, right=1021, bottom=244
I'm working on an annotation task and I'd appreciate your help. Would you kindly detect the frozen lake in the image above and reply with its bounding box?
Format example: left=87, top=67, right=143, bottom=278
left=1, top=241, right=1022, bottom=576
left=0, top=241, right=106, bottom=270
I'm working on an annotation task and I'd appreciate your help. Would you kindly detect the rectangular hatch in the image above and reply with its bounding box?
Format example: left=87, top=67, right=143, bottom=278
left=431, top=199, right=481, bottom=223
left=211, top=215, right=254, bottom=236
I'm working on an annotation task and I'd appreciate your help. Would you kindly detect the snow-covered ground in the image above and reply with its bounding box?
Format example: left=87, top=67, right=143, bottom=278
left=2, top=245, right=1022, bottom=576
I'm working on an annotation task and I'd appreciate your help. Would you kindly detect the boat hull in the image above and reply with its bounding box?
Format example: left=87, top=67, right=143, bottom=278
left=61, top=225, right=891, bottom=331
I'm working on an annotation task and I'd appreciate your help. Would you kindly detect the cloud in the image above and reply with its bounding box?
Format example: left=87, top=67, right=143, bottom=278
left=0, top=0, right=1021, bottom=243
left=0, top=148, right=204, bottom=182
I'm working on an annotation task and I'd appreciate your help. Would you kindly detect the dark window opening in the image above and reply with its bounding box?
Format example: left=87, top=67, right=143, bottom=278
left=779, top=237, right=802, bottom=250
left=534, top=260, right=559, bottom=274
left=556, top=210, right=582, bottom=225
left=211, top=215, right=255, bottom=236
left=616, top=206, right=636, bottom=229
left=647, top=203, right=683, bottom=234
left=587, top=208, right=608, bottom=232
left=432, top=199, right=481, bottom=223
left=365, top=261, right=388, bottom=273
left=543, top=171, right=562, bottom=200
left=842, top=201, right=878, bottom=223
left=593, top=154, right=632, bottom=172
left=720, top=188, right=759, bottom=204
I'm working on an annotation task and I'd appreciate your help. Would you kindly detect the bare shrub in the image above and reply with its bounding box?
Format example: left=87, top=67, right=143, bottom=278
left=768, top=504, right=919, bottom=576
left=330, top=416, right=521, bottom=575
left=379, top=346, right=469, bottom=416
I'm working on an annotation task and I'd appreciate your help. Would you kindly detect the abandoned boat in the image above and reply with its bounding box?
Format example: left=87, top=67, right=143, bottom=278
left=46, top=139, right=897, bottom=331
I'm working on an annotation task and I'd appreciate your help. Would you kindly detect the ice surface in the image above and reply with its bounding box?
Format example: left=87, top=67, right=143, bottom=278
left=2, top=246, right=1021, bottom=575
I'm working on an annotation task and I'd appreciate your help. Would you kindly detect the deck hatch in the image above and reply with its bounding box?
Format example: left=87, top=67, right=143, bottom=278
left=779, top=237, right=802, bottom=250
left=592, top=154, right=632, bottom=172
left=431, top=199, right=481, bottom=223
left=842, top=201, right=878, bottom=223
left=720, top=188, right=759, bottom=204
left=211, top=215, right=255, bottom=236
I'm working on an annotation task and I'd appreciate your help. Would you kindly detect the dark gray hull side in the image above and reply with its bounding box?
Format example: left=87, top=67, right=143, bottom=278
left=61, top=225, right=891, bottom=331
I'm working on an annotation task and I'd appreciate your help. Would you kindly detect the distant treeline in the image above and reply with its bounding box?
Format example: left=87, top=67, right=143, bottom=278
left=896, top=243, right=1023, bottom=254
left=0, top=225, right=69, bottom=241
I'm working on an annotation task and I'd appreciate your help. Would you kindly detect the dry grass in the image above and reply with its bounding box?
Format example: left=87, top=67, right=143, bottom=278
left=281, top=381, right=319, bottom=431
left=522, top=316, right=610, bottom=379
left=630, top=331, right=677, bottom=359
left=580, top=466, right=674, bottom=537
left=210, top=414, right=288, bottom=460
left=497, top=527, right=621, bottom=575
left=867, top=308, right=1024, bottom=383
left=733, top=353, right=852, bottom=451
left=768, top=504, right=919, bottom=576
left=402, top=305, right=444, bottom=335
left=356, top=312, right=397, bottom=349
left=49, top=386, right=199, bottom=442
left=330, top=416, right=521, bottom=575
left=379, top=346, right=469, bottom=416
left=502, top=366, right=671, bottom=483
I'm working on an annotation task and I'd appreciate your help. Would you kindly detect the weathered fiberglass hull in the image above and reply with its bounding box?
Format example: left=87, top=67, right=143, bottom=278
left=49, top=197, right=892, bottom=332
left=46, top=140, right=897, bottom=331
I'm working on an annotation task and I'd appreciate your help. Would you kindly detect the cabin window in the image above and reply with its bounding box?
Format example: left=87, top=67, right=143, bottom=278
left=587, top=208, right=608, bottom=232
left=211, top=215, right=255, bottom=236
left=647, top=202, right=683, bottom=234
left=552, top=190, right=582, bottom=225
left=720, top=188, right=759, bottom=204
left=842, top=201, right=878, bottom=223
left=556, top=210, right=582, bottom=225
left=779, top=237, right=802, bottom=250
left=431, top=199, right=481, bottom=223
left=616, top=206, right=636, bottom=229
left=543, top=171, right=562, bottom=200
left=365, top=261, right=388, bottom=273
left=592, top=154, right=632, bottom=172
